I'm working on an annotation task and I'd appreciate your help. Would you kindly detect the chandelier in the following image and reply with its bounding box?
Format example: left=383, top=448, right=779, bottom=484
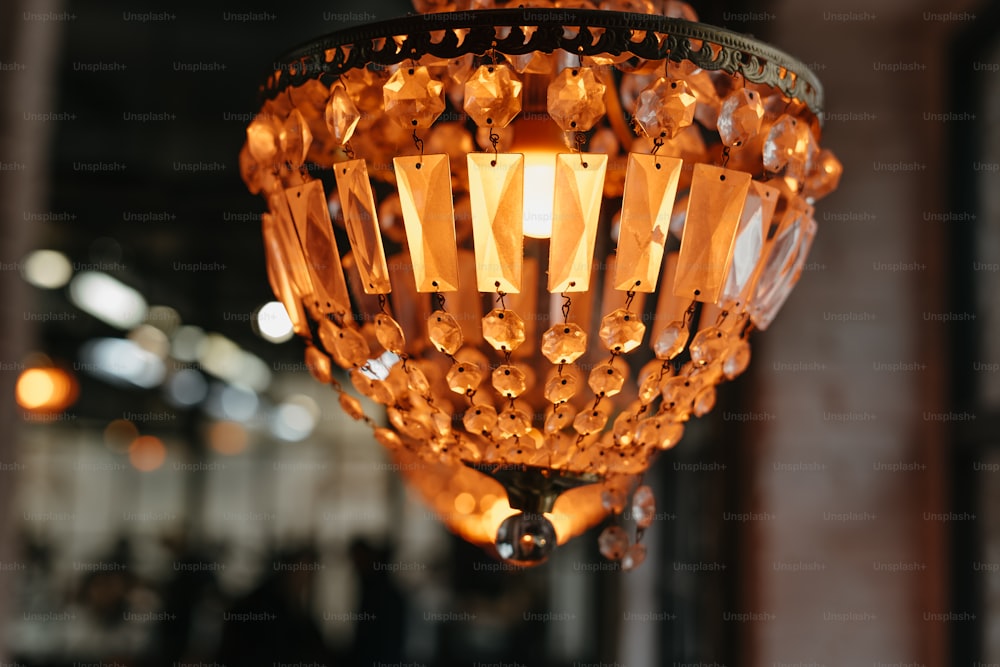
left=240, top=0, right=841, bottom=568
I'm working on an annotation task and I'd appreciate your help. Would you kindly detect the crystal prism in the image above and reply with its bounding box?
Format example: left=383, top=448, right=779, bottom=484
left=468, top=153, right=524, bottom=293
left=333, top=159, right=391, bottom=294
left=721, top=181, right=779, bottom=305
left=673, top=164, right=751, bottom=303
left=613, top=153, right=682, bottom=292
left=394, top=154, right=460, bottom=292
left=284, top=181, right=351, bottom=315
left=751, top=211, right=818, bottom=330
left=280, top=108, right=312, bottom=168
left=548, top=153, right=608, bottom=292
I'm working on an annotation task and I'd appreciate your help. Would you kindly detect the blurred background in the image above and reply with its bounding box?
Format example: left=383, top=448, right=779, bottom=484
left=0, top=0, right=997, bottom=664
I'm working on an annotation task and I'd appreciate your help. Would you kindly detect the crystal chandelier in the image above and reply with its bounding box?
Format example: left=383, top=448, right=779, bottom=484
left=240, top=0, right=841, bottom=568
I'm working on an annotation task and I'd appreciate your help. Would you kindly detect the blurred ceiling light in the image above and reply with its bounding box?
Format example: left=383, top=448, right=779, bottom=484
left=198, top=333, right=271, bottom=392
left=128, top=323, right=170, bottom=358
left=145, top=305, right=181, bottom=335
left=170, top=325, right=205, bottom=362
left=15, top=366, right=78, bottom=413
left=207, top=420, right=249, bottom=455
left=69, top=272, right=147, bottom=329
left=255, top=301, right=294, bottom=343
left=271, top=394, right=319, bottom=442
left=164, top=368, right=209, bottom=407
left=104, top=419, right=139, bottom=453
left=129, top=435, right=166, bottom=472
left=204, top=383, right=259, bottom=423
left=81, top=338, right=166, bottom=389
left=22, top=249, right=72, bottom=289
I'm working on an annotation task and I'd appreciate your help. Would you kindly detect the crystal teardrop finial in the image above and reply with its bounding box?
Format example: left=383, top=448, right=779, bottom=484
left=325, top=82, right=361, bottom=146
left=496, top=513, right=557, bottom=565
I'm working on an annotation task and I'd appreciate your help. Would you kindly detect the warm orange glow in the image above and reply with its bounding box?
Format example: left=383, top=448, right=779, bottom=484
left=207, top=420, right=248, bottom=455
left=104, top=419, right=139, bottom=453
left=522, top=151, right=556, bottom=238
left=454, top=492, right=476, bottom=515
left=16, top=367, right=77, bottom=413
left=129, top=435, right=166, bottom=471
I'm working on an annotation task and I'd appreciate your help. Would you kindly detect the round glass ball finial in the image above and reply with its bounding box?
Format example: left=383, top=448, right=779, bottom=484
left=495, top=512, right=558, bottom=566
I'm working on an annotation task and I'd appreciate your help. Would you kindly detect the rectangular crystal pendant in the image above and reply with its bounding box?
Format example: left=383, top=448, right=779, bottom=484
left=268, top=192, right=314, bottom=299
left=468, top=153, right=524, bottom=293
left=284, top=181, right=352, bottom=315
left=333, top=159, right=392, bottom=294
left=548, top=153, right=608, bottom=293
left=613, top=153, right=682, bottom=292
left=394, top=154, right=460, bottom=292
left=750, top=204, right=817, bottom=330
left=673, top=164, right=751, bottom=303
left=261, top=213, right=308, bottom=337
left=650, top=252, right=692, bottom=351
left=720, top=181, right=780, bottom=306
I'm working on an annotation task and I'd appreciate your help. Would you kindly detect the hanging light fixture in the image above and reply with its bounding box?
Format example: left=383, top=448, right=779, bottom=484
left=240, top=0, right=841, bottom=568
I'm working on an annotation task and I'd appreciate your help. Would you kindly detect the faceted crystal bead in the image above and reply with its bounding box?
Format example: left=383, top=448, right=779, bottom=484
left=657, top=420, right=684, bottom=450
left=373, top=427, right=403, bottom=450
left=621, top=543, right=647, bottom=571
left=589, top=363, right=626, bottom=397
left=482, top=309, right=526, bottom=352
left=342, top=66, right=388, bottom=119
left=631, top=485, right=656, bottom=529
left=613, top=411, right=639, bottom=446
left=374, top=313, right=406, bottom=354
left=653, top=321, right=689, bottom=360
left=763, top=114, right=805, bottom=173
left=717, top=88, right=764, bottom=148
left=693, top=385, right=716, bottom=417
left=634, top=416, right=665, bottom=448
left=464, top=64, right=523, bottom=129
left=601, top=486, right=628, bottom=513
left=544, top=368, right=581, bottom=403
left=546, top=67, right=607, bottom=132
left=541, top=323, right=588, bottom=364
left=319, top=321, right=369, bottom=368
left=325, top=82, right=361, bottom=147
left=428, top=310, right=464, bottom=356
left=492, top=364, right=527, bottom=398
left=388, top=406, right=431, bottom=441
left=406, top=365, right=431, bottom=394
left=803, top=149, right=843, bottom=202
left=382, top=65, right=445, bottom=129
left=463, top=403, right=497, bottom=435
left=497, top=408, right=532, bottom=437
left=638, top=372, right=663, bottom=405
left=634, top=77, right=696, bottom=140
left=599, top=308, right=646, bottom=354
left=246, top=115, right=280, bottom=165
left=305, top=345, right=332, bottom=384
left=660, top=376, right=697, bottom=412
left=598, top=525, right=629, bottom=561
left=351, top=369, right=395, bottom=405
left=447, top=359, right=483, bottom=395
left=545, top=404, right=576, bottom=433
left=574, top=407, right=609, bottom=435
left=689, top=327, right=730, bottom=366
left=338, top=392, right=365, bottom=421
left=723, top=339, right=751, bottom=379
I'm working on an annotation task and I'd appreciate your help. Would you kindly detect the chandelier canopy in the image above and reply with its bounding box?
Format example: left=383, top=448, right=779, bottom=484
left=240, top=0, right=841, bottom=568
